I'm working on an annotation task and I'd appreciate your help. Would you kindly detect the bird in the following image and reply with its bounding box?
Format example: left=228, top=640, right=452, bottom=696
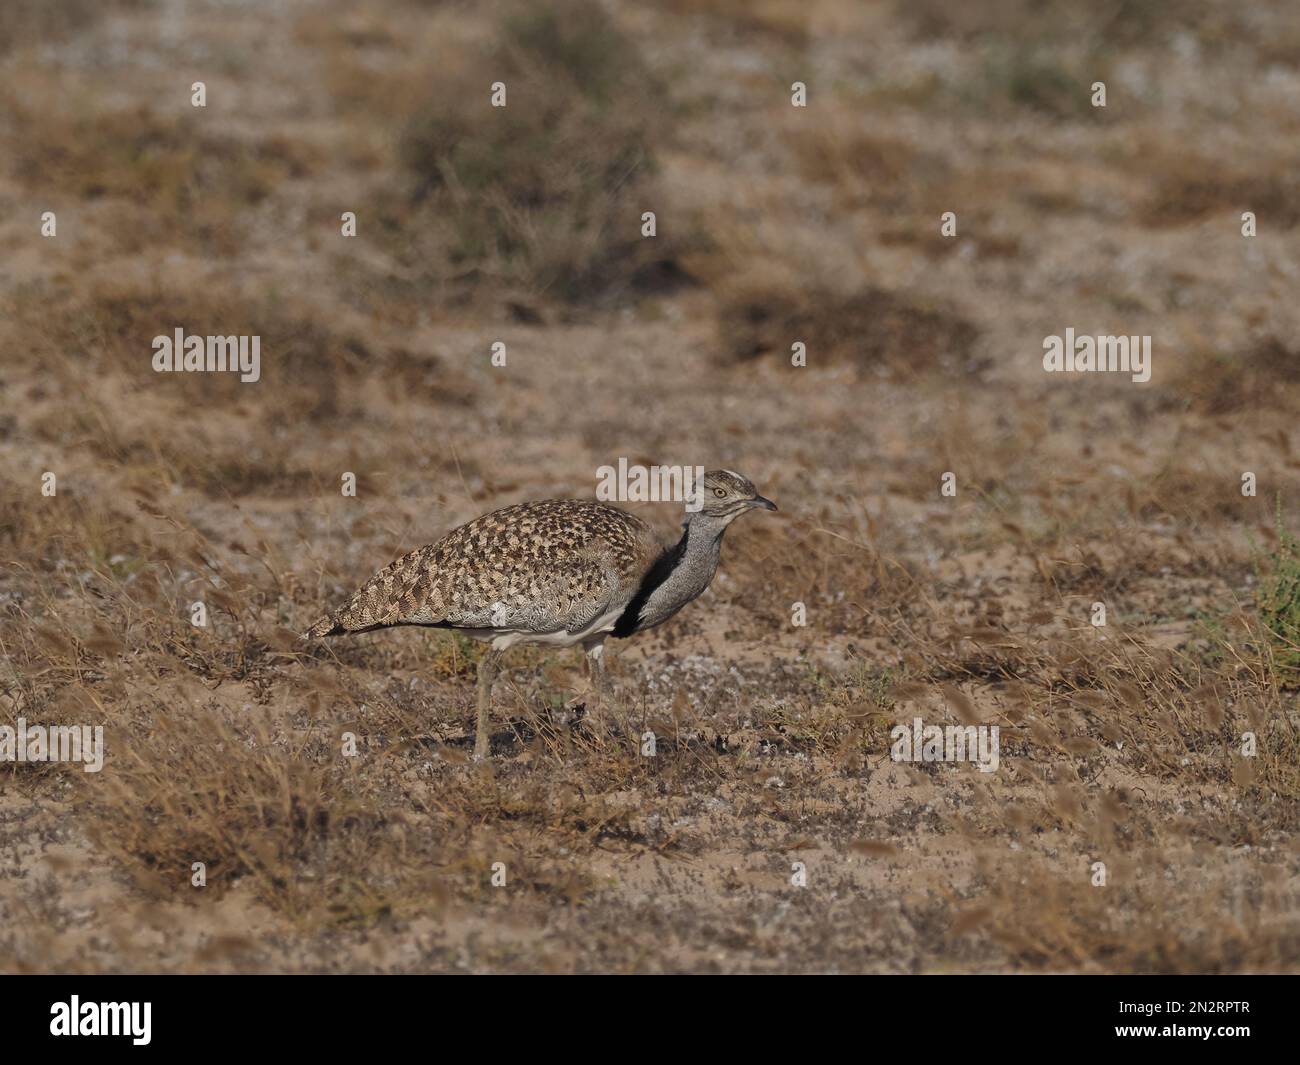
left=304, top=469, right=777, bottom=758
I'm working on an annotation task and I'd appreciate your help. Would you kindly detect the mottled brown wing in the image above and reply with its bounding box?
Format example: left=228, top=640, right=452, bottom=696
left=305, top=499, right=659, bottom=638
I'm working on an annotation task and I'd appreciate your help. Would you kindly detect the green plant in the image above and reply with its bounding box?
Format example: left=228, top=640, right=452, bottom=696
left=1255, top=498, right=1300, bottom=682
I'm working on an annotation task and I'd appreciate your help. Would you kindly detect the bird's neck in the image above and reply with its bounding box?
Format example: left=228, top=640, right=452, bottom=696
left=655, top=519, right=723, bottom=617
left=683, top=508, right=732, bottom=546
left=616, top=514, right=727, bottom=636
left=681, top=511, right=728, bottom=567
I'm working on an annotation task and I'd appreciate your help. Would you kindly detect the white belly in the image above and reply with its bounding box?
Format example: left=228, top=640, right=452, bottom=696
left=455, top=606, right=625, bottom=652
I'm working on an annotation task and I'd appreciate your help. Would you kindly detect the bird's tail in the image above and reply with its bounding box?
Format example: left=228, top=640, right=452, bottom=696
left=302, top=614, right=344, bottom=640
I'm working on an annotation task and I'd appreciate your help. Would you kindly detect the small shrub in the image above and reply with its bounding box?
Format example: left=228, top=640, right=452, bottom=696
left=395, top=0, right=679, bottom=301
left=1256, top=501, right=1300, bottom=682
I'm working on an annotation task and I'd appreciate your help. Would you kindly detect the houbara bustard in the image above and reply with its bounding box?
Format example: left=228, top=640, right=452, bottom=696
left=304, top=469, right=776, bottom=758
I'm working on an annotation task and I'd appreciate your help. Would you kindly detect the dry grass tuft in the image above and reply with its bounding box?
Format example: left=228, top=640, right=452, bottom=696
left=1, top=84, right=320, bottom=254
left=1142, top=169, right=1300, bottom=230
left=715, top=280, right=982, bottom=378
left=0, top=0, right=153, bottom=55
left=391, top=0, right=685, bottom=302
left=898, top=0, right=1232, bottom=50
left=1168, top=337, right=1300, bottom=416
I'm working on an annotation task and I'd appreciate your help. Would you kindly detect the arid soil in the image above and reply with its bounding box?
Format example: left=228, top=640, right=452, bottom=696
left=1, top=0, right=1298, bottom=973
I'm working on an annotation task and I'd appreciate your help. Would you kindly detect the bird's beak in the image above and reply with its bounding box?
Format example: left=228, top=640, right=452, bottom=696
left=750, top=495, right=778, bottom=512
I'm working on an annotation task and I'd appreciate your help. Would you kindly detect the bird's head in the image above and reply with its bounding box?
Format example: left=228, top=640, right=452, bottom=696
left=692, top=469, right=777, bottom=521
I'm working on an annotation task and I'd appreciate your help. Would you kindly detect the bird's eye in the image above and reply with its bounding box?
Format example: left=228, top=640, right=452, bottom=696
left=714, top=488, right=727, bottom=498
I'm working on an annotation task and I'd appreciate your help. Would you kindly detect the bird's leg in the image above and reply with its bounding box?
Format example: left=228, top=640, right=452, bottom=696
left=589, top=641, right=606, bottom=701
left=582, top=639, right=609, bottom=735
left=474, top=648, right=501, bottom=760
